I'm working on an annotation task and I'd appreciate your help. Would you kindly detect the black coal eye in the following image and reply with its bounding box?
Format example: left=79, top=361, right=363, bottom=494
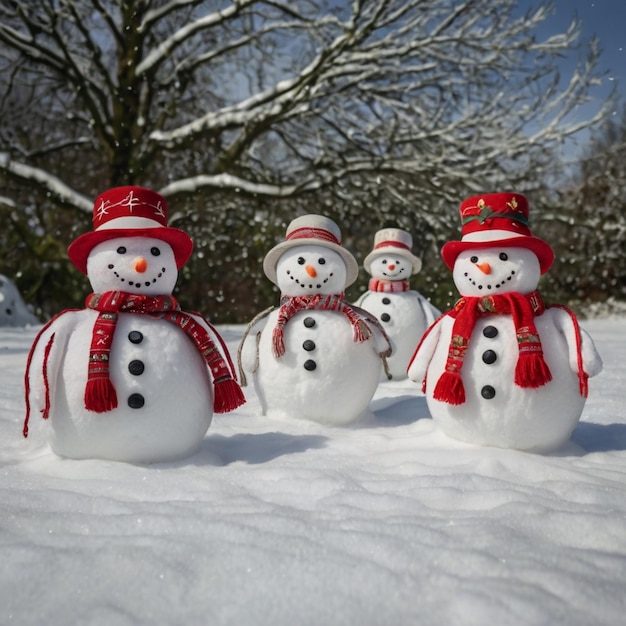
left=117, top=246, right=127, bottom=254
left=318, top=258, right=326, bottom=265
left=151, top=247, right=161, bottom=257
left=297, top=257, right=305, bottom=265
left=499, top=252, right=508, bottom=261
left=470, top=256, right=478, bottom=263
left=382, top=259, right=388, bottom=264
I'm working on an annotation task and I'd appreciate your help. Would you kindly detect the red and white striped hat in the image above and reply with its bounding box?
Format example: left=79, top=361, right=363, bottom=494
left=363, top=228, right=422, bottom=275
left=67, top=186, right=193, bottom=275
left=263, top=214, right=358, bottom=286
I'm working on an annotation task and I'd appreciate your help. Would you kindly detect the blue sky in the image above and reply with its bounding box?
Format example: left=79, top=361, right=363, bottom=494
left=543, top=0, right=625, bottom=105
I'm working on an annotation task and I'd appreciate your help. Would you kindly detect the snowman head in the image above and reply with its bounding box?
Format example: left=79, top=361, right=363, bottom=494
left=275, top=245, right=348, bottom=296
left=452, top=246, right=541, bottom=297
left=263, top=214, right=358, bottom=289
left=368, top=254, right=413, bottom=281
left=363, top=228, right=422, bottom=278
left=86, top=236, right=179, bottom=295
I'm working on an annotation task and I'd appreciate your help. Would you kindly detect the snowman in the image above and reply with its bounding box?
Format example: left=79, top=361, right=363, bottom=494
left=238, top=214, right=391, bottom=425
left=408, top=192, right=602, bottom=453
left=355, top=228, right=440, bottom=380
left=23, top=186, right=244, bottom=463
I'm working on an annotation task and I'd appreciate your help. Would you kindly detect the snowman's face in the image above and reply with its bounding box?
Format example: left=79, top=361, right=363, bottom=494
left=368, top=254, right=412, bottom=280
left=452, top=246, right=541, bottom=297
left=86, top=236, right=178, bottom=295
left=276, top=245, right=347, bottom=296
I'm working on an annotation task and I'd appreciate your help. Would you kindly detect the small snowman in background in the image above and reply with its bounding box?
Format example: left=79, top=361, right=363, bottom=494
left=238, top=214, right=391, bottom=425
left=408, top=192, right=602, bottom=453
left=355, top=228, right=440, bottom=380
left=0, top=275, right=39, bottom=327
left=24, top=186, right=244, bottom=463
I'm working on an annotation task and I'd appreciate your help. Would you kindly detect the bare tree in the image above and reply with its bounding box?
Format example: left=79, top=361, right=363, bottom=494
left=0, top=0, right=615, bottom=319
left=536, top=104, right=626, bottom=313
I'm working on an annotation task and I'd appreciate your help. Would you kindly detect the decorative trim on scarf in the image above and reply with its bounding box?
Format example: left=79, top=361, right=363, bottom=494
left=368, top=278, right=410, bottom=293
left=434, top=290, right=552, bottom=405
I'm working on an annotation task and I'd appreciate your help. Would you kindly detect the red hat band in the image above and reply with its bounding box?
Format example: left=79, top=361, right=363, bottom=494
left=93, top=187, right=168, bottom=231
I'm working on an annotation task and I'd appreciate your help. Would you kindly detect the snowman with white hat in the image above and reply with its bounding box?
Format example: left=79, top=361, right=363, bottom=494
left=408, top=192, right=602, bottom=453
left=355, top=227, right=440, bottom=380
left=24, top=186, right=244, bottom=463
left=238, top=214, right=391, bottom=425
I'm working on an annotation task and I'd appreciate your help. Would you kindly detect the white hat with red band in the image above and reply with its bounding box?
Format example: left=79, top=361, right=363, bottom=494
left=363, top=227, right=422, bottom=275
left=263, top=214, right=359, bottom=286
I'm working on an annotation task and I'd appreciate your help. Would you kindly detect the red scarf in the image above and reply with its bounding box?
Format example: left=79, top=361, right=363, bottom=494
left=82, top=291, right=244, bottom=414
left=368, top=278, right=410, bottom=293
left=272, top=294, right=372, bottom=358
left=433, top=290, right=552, bottom=405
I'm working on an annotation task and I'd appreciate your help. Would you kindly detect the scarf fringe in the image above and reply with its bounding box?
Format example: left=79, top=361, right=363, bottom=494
left=85, top=378, right=119, bottom=413
left=213, top=378, right=246, bottom=413
left=514, top=353, right=553, bottom=389
left=353, top=319, right=371, bottom=343
left=433, top=371, right=466, bottom=405
left=272, top=324, right=287, bottom=359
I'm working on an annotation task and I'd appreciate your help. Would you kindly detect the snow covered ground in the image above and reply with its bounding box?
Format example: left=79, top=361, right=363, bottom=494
left=1, top=317, right=625, bottom=626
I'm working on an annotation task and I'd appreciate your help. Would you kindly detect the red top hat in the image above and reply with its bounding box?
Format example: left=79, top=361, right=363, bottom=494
left=67, top=186, right=193, bottom=275
left=441, top=192, right=554, bottom=274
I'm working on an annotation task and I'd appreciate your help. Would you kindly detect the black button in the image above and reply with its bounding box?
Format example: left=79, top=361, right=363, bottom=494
left=483, top=325, right=498, bottom=338
left=128, top=330, right=144, bottom=344
left=128, top=393, right=145, bottom=409
left=302, top=340, right=316, bottom=351
left=482, top=350, right=497, bottom=365
left=382, top=297, right=391, bottom=305
left=128, top=360, right=145, bottom=375
left=303, top=359, right=317, bottom=371
left=303, top=317, right=316, bottom=328
left=380, top=313, right=391, bottom=322
left=481, top=385, right=496, bottom=399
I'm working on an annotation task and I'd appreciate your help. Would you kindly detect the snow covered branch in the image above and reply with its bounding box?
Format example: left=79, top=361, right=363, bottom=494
left=0, top=153, right=92, bottom=212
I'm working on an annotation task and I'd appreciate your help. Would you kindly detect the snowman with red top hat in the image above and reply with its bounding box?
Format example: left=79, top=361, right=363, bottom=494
left=238, top=214, right=391, bottom=425
left=356, top=228, right=440, bottom=380
left=24, top=186, right=244, bottom=463
left=408, top=192, right=602, bottom=453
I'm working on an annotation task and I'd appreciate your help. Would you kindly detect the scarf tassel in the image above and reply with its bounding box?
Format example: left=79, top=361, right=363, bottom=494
left=272, top=325, right=286, bottom=358
left=213, top=378, right=246, bottom=414
left=514, top=352, right=552, bottom=389
left=84, top=378, right=118, bottom=413
left=353, top=319, right=371, bottom=343
left=433, top=371, right=466, bottom=405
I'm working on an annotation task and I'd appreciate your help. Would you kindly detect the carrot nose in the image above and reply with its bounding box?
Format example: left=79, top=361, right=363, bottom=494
left=134, top=257, right=148, bottom=273
left=388, top=264, right=395, bottom=271
left=477, top=262, right=491, bottom=274
left=305, top=265, right=317, bottom=278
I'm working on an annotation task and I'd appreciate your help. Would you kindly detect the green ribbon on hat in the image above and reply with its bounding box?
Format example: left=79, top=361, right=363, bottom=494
left=462, top=203, right=530, bottom=227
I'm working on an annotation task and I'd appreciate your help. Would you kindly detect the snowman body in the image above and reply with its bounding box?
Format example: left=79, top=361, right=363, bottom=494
left=253, top=308, right=383, bottom=424
left=25, top=235, right=221, bottom=463
left=408, top=246, right=602, bottom=452
left=357, top=245, right=439, bottom=380
left=240, top=244, right=390, bottom=425
left=35, top=310, right=212, bottom=462
left=356, top=288, right=438, bottom=380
